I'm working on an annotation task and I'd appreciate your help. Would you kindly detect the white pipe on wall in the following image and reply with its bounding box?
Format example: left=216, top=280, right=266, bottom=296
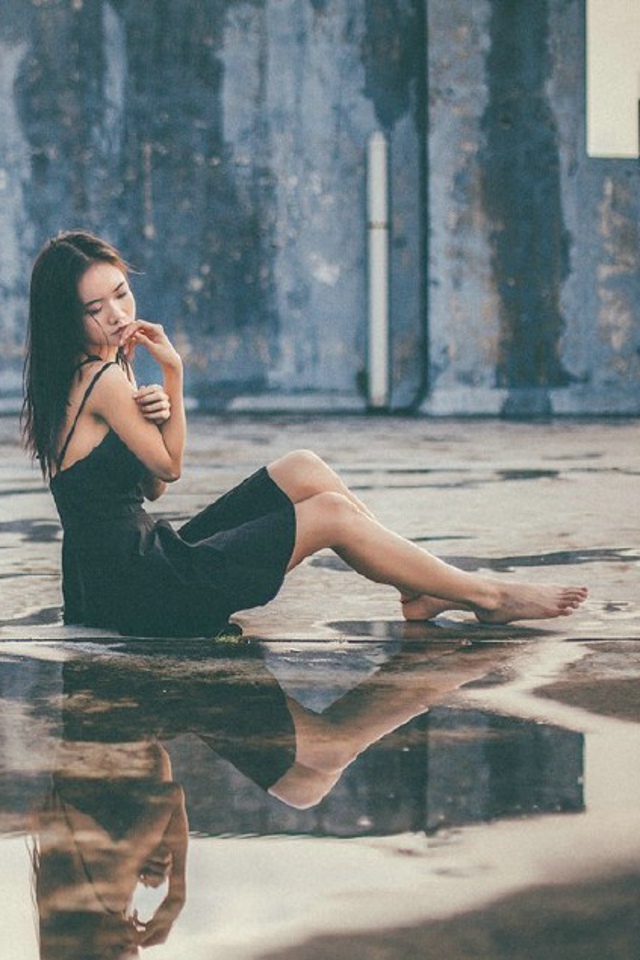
left=366, top=131, right=390, bottom=409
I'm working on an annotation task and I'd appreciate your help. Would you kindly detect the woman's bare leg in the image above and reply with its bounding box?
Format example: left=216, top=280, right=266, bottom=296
left=284, top=491, right=587, bottom=624
left=400, top=593, right=470, bottom=620
left=268, top=449, right=375, bottom=516
left=268, top=450, right=466, bottom=619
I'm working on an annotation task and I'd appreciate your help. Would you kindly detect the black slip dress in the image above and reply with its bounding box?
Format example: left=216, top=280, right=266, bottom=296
left=50, top=361, right=296, bottom=638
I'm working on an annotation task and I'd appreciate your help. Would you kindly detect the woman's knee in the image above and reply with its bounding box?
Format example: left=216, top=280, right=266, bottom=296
left=288, top=492, right=361, bottom=568
left=275, top=449, right=326, bottom=474
left=301, top=491, right=359, bottom=537
left=269, top=449, right=332, bottom=498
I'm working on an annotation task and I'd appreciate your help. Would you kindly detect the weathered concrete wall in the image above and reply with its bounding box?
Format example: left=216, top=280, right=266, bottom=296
left=424, top=0, right=640, bottom=415
left=0, top=0, right=425, bottom=411
left=1, top=0, right=639, bottom=415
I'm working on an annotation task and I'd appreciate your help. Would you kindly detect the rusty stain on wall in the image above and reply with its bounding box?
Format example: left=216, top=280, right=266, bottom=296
left=596, top=176, right=640, bottom=379
left=479, top=0, right=571, bottom=397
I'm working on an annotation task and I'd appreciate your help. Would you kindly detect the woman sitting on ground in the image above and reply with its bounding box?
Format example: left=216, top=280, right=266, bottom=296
left=22, top=231, right=588, bottom=638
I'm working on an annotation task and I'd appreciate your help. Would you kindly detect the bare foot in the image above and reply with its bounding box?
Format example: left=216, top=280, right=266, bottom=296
left=400, top=594, right=469, bottom=621
left=472, top=583, right=588, bottom=624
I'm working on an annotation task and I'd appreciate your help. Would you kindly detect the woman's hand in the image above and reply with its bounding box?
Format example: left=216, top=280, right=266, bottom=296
left=135, top=893, right=185, bottom=947
left=134, top=383, right=171, bottom=424
left=120, top=319, right=182, bottom=370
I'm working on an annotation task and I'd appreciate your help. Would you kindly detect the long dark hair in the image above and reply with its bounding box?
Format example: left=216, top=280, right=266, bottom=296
left=22, top=231, right=131, bottom=478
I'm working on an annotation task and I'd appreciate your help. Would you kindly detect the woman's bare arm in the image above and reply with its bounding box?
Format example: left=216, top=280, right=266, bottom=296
left=87, top=321, right=187, bottom=482
left=141, top=473, right=168, bottom=501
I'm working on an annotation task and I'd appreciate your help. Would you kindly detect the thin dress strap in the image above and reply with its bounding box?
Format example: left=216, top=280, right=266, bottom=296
left=55, top=362, right=117, bottom=473
left=74, top=354, right=103, bottom=372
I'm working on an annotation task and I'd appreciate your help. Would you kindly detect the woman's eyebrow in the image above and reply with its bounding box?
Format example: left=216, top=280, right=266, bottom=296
left=83, top=280, right=126, bottom=308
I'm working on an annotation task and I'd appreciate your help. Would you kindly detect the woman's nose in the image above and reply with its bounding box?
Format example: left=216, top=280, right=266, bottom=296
left=111, top=306, right=128, bottom=326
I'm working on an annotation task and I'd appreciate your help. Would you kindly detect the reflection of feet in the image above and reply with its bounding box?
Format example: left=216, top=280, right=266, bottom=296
left=401, top=594, right=468, bottom=621
left=473, top=583, right=588, bottom=624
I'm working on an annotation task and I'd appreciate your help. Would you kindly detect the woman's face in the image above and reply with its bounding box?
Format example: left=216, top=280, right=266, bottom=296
left=77, top=261, right=136, bottom=351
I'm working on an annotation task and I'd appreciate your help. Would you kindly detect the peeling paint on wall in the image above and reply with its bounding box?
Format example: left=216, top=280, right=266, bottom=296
left=2, top=1, right=640, bottom=414
left=425, top=0, right=501, bottom=412
left=362, top=0, right=422, bottom=131
left=1, top=0, right=425, bottom=410
left=480, top=0, right=571, bottom=406
left=424, top=0, right=640, bottom=416
left=0, top=39, right=33, bottom=390
left=595, top=176, right=640, bottom=378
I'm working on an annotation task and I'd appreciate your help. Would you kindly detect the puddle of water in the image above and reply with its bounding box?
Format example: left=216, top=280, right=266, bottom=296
left=0, top=606, right=61, bottom=628
left=327, top=618, right=549, bottom=643
left=497, top=469, right=560, bottom=481
left=311, top=546, right=640, bottom=575
left=0, top=487, right=46, bottom=497
left=0, top=519, right=61, bottom=543
left=465, top=547, right=640, bottom=571
left=0, top=639, right=636, bottom=960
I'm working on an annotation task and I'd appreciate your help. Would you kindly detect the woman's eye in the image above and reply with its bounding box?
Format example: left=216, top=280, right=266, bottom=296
left=86, top=307, right=102, bottom=317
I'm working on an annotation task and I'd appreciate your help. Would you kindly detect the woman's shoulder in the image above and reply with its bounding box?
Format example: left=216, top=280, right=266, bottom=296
left=77, top=356, right=129, bottom=382
left=79, top=359, right=136, bottom=409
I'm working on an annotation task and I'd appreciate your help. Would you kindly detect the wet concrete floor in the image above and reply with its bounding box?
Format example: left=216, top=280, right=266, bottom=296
left=0, top=414, right=639, bottom=958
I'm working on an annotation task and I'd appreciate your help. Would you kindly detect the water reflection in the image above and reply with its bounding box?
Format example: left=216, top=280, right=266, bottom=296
left=0, top=641, right=583, bottom=957
left=33, top=740, right=186, bottom=959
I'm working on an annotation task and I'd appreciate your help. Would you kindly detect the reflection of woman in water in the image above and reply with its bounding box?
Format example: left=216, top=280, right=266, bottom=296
left=22, top=231, right=587, bottom=639
left=32, top=738, right=187, bottom=959
left=54, top=641, right=515, bottom=814
left=26, top=638, right=560, bottom=958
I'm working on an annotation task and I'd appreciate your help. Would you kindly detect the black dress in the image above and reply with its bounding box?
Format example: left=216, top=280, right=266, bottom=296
left=50, top=362, right=296, bottom=638
left=59, top=652, right=297, bottom=791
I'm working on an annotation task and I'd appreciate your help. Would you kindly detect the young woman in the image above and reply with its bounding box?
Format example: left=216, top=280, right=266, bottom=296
left=22, top=231, right=587, bottom=638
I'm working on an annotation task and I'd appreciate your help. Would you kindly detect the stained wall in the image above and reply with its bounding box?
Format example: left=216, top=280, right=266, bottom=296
left=0, top=0, right=638, bottom=415
left=424, top=0, right=640, bottom=415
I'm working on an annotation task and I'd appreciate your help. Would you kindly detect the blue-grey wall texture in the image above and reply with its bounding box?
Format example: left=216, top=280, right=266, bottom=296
left=0, top=0, right=639, bottom=415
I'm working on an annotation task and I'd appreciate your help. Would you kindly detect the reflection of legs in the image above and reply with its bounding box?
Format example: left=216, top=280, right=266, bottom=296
left=282, top=490, right=587, bottom=625
left=269, top=645, right=503, bottom=809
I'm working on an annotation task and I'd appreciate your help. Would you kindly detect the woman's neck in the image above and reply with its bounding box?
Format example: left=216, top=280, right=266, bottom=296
left=77, top=346, right=119, bottom=365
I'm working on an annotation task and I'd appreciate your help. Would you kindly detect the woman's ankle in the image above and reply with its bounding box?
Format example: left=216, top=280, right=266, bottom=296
left=464, top=575, right=502, bottom=611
